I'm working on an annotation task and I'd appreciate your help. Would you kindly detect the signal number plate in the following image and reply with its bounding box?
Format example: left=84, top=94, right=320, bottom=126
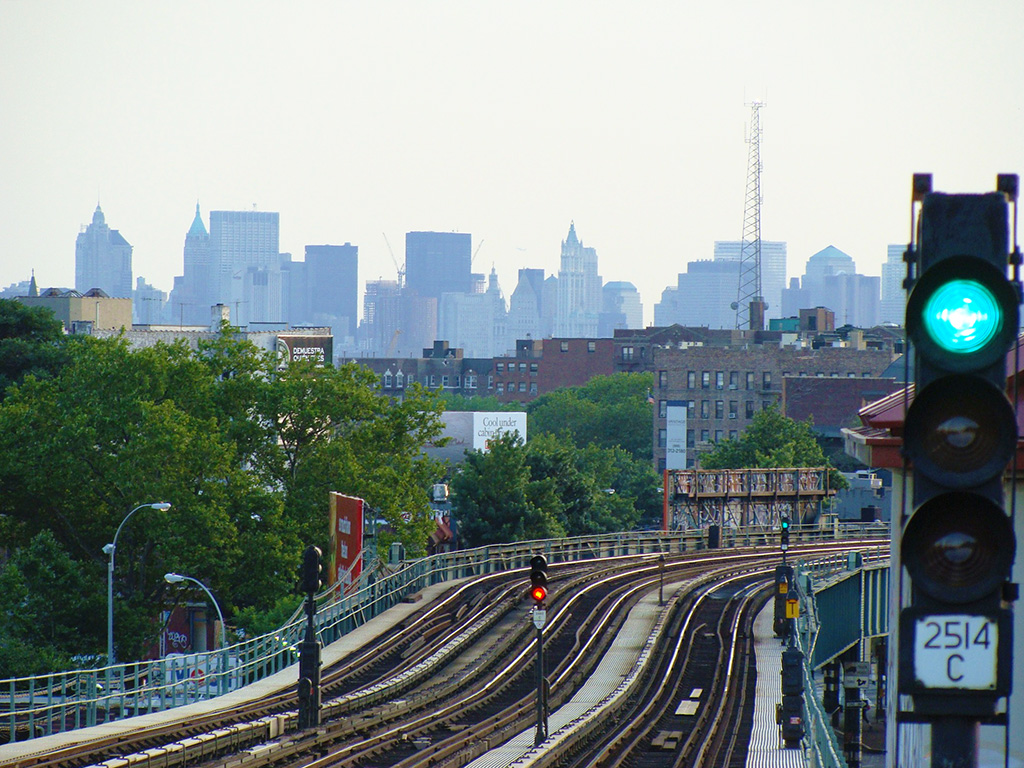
left=913, top=615, right=998, bottom=690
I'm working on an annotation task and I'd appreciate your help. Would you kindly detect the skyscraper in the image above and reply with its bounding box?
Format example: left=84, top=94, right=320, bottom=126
left=298, top=244, right=359, bottom=337
left=170, top=203, right=213, bottom=326
left=75, top=205, right=132, bottom=298
left=599, top=281, right=643, bottom=335
left=405, top=232, right=472, bottom=301
left=713, top=240, right=787, bottom=321
left=209, top=210, right=281, bottom=325
left=554, top=222, right=601, bottom=337
left=880, top=244, right=905, bottom=324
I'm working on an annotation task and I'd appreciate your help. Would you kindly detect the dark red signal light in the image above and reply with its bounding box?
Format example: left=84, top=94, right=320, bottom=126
left=530, top=585, right=547, bottom=603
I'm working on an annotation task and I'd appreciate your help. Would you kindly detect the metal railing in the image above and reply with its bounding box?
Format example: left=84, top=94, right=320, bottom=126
left=0, top=523, right=888, bottom=744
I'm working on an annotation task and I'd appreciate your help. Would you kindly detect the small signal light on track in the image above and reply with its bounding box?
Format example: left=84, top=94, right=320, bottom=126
left=530, top=585, right=547, bottom=603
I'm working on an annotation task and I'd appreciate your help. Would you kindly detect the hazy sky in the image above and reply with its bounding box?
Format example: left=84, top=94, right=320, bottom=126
left=3, top=1, right=1023, bottom=325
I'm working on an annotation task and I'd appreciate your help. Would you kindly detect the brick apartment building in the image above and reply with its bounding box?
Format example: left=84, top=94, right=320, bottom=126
left=360, top=337, right=615, bottom=403
left=651, top=343, right=898, bottom=470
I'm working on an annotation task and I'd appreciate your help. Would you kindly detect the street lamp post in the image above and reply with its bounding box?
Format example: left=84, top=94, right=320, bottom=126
left=105, top=502, right=171, bottom=669
left=165, top=573, right=229, bottom=695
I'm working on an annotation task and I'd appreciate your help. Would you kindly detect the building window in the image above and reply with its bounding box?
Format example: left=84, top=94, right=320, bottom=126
left=530, top=363, right=538, bottom=374
left=862, top=372, right=872, bottom=377
left=762, top=371, right=772, bottom=390
left=659, top=400, right=668, bottom=418
left=687, top=400, right=696, bottom=418
left=715, top=430, right=723, bottom=443
left=487, top=375, right=493, bottom=389
left=701, top=400, right=710, bottom=419
left=441, top=375, right=449, bottom=387
left=746, top=371, right=754, bottom=390
left=496, top=383, right=504, bottom=394
left=496, top=362, right=504, bottom=372
left=687, top=371, right=696, bottom=389
left=561, top=341, right=569, bottom=352
left=701, top=371, right=711, bottom=389
left=715, top=400, right=724, bottom=419
left=701, top=429, right=710, bottom=442
left=745, top=401, right=755, bottom=419
left=658, top=428, right=667, bottom=448
left=383, top=371, right=392, bottom=387
left=430, top=375, right=437, bottom=387
left=729, top=429, right=738, bottom=440
left=729, top=401, right=738, bottom=419
left=686, top=429, right=695, bottom=448
left=453, top=375, right=461, bottom=387
left=530, top=382, right=537, bottom=395
left=519, top=362, right=527, bottom=372
left=659, top=370, right=668, bottom=388
left=762, top=400, right=772, bottom=411
left=622, top=346, right=635, bottom=361
left=396, top=371, right=404, bottom=388
left=465, top=374, right=477, bottom=389
left=715, top=371, right=724, bottom=389
left=519, top=381, right=527, bottom=392
left=729, top=371, right=739, bottom=389
left=588, top=341, right=596, bottom=352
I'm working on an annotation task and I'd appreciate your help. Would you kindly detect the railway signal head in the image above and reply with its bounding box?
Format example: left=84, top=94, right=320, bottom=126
left=529, top=554, right=548, bottom=604
left=302, top=545, right=323, bottom=594
left=899, top=175, right=1020, bottom=714
left=780, top=514, right=790, bottom=550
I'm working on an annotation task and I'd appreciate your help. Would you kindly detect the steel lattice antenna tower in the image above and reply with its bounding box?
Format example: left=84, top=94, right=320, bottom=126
left=733, top=101, right=765, bottom=330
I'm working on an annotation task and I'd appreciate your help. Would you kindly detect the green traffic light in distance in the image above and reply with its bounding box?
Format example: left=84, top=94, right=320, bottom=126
left=922, top=278, right=1002, bottom=354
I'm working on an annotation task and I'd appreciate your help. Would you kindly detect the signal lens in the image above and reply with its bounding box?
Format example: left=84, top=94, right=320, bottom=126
left=903, top=375, right=1016, bottom=487
left=922, top=278, right=1001, bottom=354
left=530, top=586, right=547, bottom=602
left=901, top=492, right=1015, bottom=603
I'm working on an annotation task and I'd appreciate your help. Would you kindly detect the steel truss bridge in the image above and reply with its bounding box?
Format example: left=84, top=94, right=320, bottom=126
left=665, top=467, right=835, bottom=530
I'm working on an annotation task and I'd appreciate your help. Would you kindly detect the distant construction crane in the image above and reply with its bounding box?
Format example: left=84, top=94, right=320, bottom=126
left=733, top=101, right=766, bottom=330
left=383, top=233, right=405, bottom=289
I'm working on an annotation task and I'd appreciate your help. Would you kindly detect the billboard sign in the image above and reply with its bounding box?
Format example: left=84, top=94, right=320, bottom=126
left=665, top=400, right=688, bottom=471
left=328, top=492, right=364, bottom=589
left=278, top=335, right=333, bottom=367
left=426, top=411, right=527, bottom=463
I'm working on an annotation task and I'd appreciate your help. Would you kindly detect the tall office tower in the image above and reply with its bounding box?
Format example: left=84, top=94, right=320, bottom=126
left=133, top=277, right=167, bottom=324
left=75, top=205, right=133, bottom=297
left=209, top=210, right=281, bottom=325
left=301, top=244, right=359, bottom=337
left=439, top=267, right=507, bottom=357
left=554, top=222, right=602, bottom=337
left=654, top=259, right=740, bottom=329
left=507, top=268, right=548, bottom=344
left=170, top=203, right=213, bottom=326
left=599, top=281, right=643, bottom=335
left=782, top=246, right=880, bottom=328
left=880, top=244, right=905, bottom=324
left=361, top=279, right=402, bottom=355
left=714, top=240, right=786, bottom=320
left=405, top=231, right=472, bottom=301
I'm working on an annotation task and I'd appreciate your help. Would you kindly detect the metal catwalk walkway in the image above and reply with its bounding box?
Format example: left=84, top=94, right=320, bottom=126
left=746, top=603, right=805, bottom=768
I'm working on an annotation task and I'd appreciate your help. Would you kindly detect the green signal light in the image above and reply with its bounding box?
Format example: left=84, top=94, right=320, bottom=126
left=922, top=279, right=1002, bottom=355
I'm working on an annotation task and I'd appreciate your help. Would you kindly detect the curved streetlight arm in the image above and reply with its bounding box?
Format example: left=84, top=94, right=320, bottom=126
left=106, top=502, right=171, bottom=668
left=164, top=573, right=227, bottom=651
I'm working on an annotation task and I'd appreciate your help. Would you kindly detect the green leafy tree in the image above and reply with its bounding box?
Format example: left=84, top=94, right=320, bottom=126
left=527, top=372, right=653, bottom=460
left=700, top=406, right=849, bottom=490
left=450, top=432, right=565, bottom=546
left=0, top=298, right=68, bottom=402
left=436, top=392, right=519, bottom=412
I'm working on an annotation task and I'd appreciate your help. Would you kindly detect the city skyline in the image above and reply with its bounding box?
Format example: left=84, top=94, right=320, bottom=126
left=3, top=2, right=1023, bottom=327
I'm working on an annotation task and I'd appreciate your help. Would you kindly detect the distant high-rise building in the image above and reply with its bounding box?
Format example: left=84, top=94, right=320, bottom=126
left=880, top=244, right=905, bottom=324
left=405, top=232, right=472, bottom=302
left=292, top=244, right=359, bottom=337
left=439, top=267, right=507, bottom=357
left=713, top=240, right=787, bottom=321
left=599, top=281, right=643, bottom=335
left=209, top=210, right=281, bottom=325
left=506, top=268, right=548, bottom=346
left=75, top=205, right=133, bottom=298
left=170, top=203, right=213, bottom=326
left=554, top=222, right=602, bottom=337
left=133, top=276, right=167, bottom=324
left=654, top=259, right=739, bottom=329
left=781, top=246, right=880, bottom=328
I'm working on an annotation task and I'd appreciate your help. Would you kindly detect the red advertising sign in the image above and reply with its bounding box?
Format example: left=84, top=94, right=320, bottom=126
left=329, top=492, right=364, bottom=590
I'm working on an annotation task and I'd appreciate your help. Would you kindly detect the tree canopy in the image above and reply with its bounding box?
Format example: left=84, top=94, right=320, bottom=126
left=700, top=406, right=848, bottom=489
left=0, top=327, right=445, bottom=672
